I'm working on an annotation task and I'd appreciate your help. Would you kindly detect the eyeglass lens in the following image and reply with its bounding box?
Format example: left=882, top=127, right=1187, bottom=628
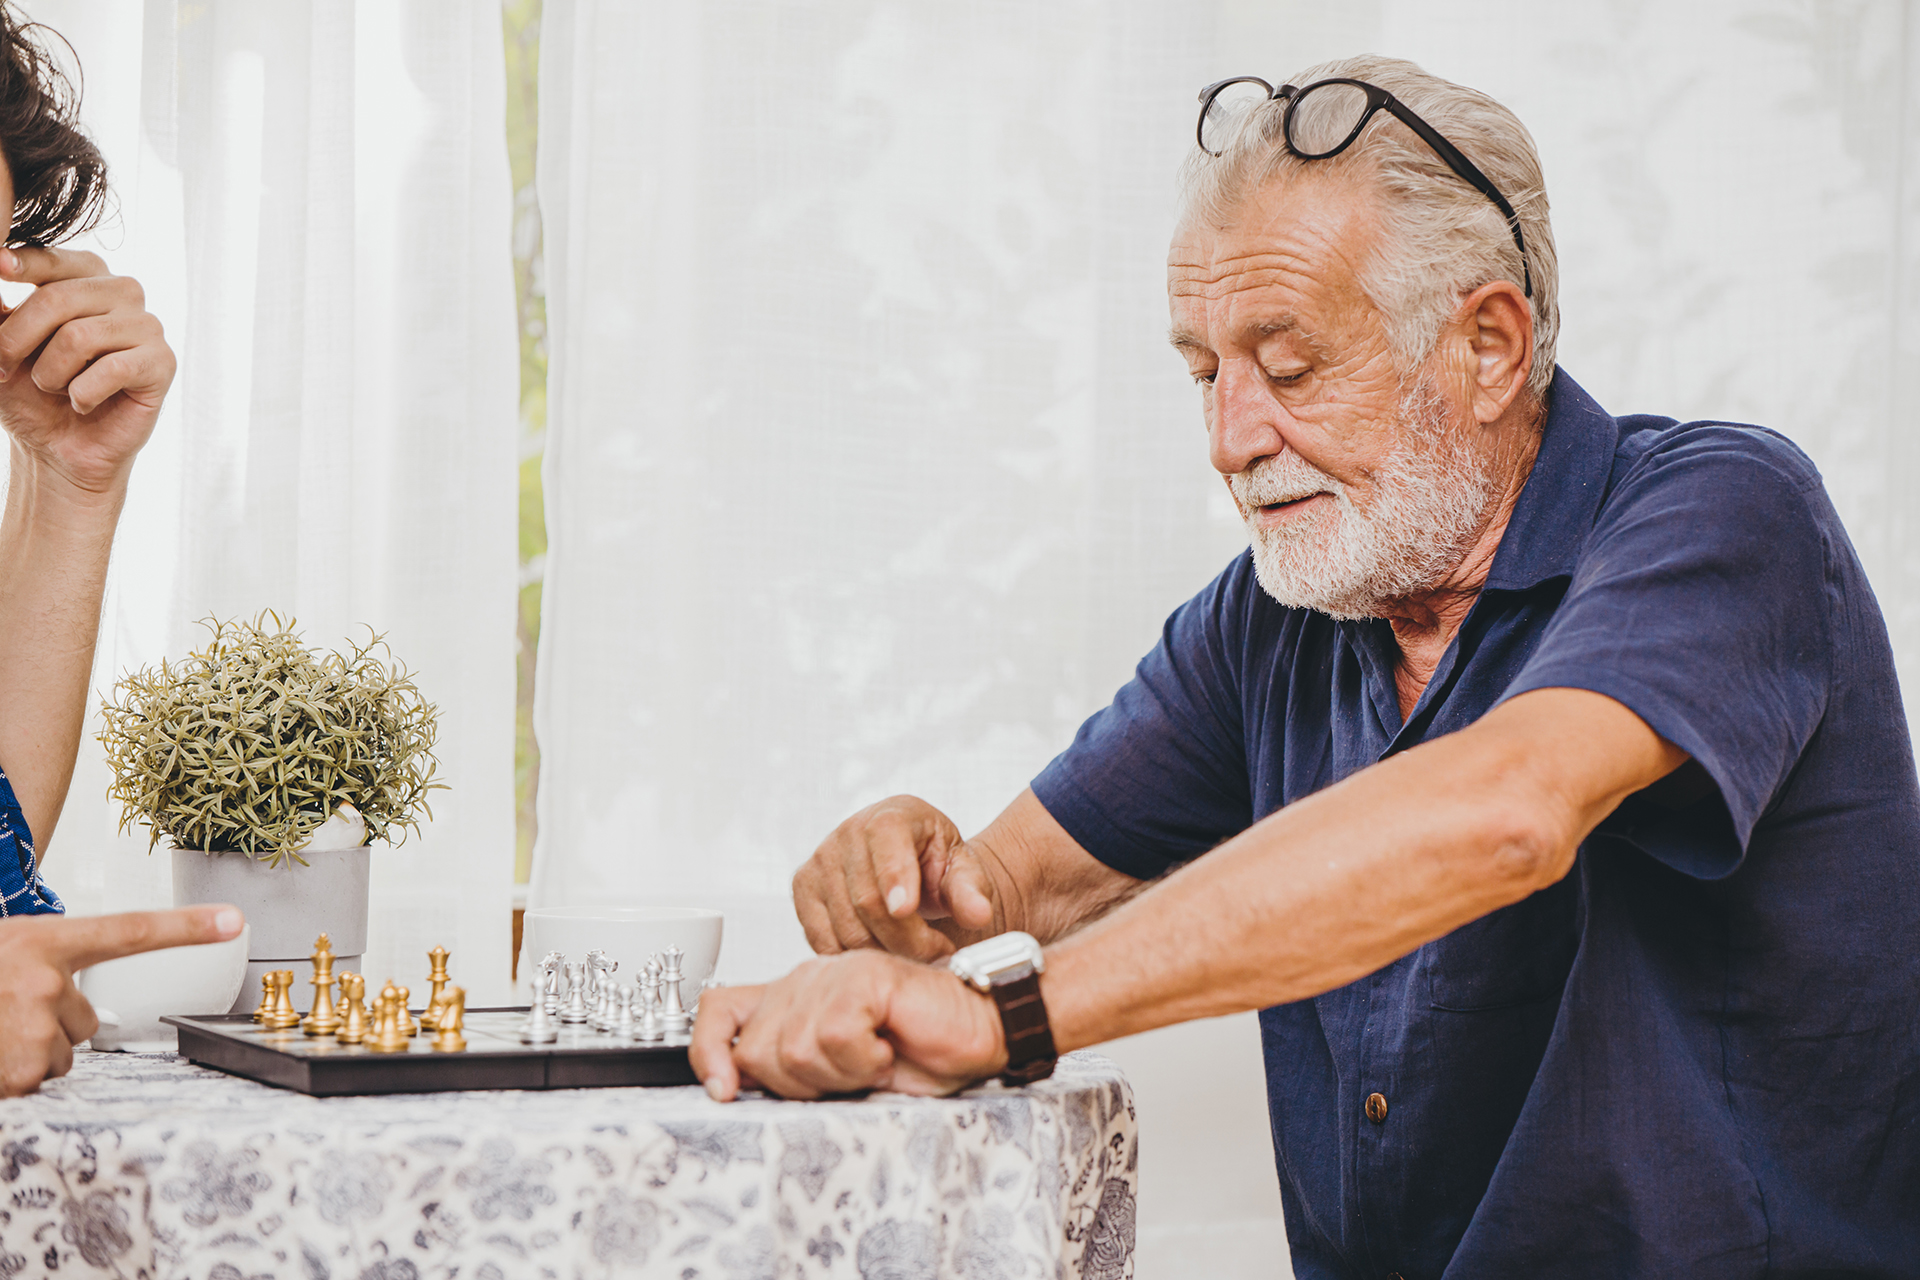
left=1286, top=82, right=1373, bottom=158
left=1199, top=79, right=1276, bottom=155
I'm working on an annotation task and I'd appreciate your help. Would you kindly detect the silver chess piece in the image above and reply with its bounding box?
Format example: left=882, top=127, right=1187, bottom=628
left=560, top=961, right=590, bottom=1024
left=661, top=945, right=690, bottom=1035
left=587, top=951, right=619, bottom=1031
left=637, top=957, right=664, bottom=1042
left=539, top=951, right=564, bottom=1015
left=614, top=984, right=636, bottom=1039
left=519, top=993, right=558, bottom=1044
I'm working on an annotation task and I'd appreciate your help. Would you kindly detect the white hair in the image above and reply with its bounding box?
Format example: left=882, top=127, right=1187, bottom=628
left=1179, top=55, right=1560, bottom=401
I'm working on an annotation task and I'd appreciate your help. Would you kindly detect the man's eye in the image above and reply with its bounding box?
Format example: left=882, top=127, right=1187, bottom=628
left=1192, top=369, right=1218, bottom=386
left=1267, top=368, right=1308, bottom=385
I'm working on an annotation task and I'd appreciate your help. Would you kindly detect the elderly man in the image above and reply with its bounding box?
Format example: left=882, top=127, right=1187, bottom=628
left=691, top=55, right=1920, bottom=1275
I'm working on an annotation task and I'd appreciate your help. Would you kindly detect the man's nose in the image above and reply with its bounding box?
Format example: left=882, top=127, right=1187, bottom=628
left=1207, top=364, right=1287, bottom=477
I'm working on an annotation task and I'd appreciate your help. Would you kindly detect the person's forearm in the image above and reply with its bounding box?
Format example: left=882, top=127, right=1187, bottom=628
left=1037, top=689, right=1684, bottom=1051
left=953, top=789, right=1147, bottom=947
left=0, top=441, right=125, bottom=850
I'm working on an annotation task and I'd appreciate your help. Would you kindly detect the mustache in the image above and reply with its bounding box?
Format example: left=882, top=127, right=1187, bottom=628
left=1229, top=453, right=1344, bottom=508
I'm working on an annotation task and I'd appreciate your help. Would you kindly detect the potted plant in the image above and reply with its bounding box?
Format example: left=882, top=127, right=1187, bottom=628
left=99, top=615, right=443, bottom=1011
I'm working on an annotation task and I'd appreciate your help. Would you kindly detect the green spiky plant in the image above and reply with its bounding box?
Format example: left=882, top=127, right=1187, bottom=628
left=98, top=614, right=445, bottom=868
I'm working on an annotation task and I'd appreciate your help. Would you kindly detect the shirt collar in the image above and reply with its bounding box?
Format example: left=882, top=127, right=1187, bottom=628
left=1480, top=368, right=1617, bottom=592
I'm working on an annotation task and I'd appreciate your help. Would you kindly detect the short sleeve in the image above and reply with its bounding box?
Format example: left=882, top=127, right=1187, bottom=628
left=1501, top=426, right=1833, bottom=879
left=1031, top=555, right=1257, bottom=880
left=0, top=764, right=59, bottom=915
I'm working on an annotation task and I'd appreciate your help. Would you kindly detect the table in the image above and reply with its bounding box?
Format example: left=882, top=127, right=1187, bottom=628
left=0, top=1048, right=1136, bottom=1279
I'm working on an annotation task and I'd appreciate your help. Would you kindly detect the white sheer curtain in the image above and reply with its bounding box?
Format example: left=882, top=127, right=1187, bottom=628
left=23, top=0, right=521, bottom=1004
left=533, top=2, right=1918, bottom=1276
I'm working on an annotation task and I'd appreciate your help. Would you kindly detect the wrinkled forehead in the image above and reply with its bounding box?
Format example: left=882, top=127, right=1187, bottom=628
left=1167, top=175, right=1380, bottom=340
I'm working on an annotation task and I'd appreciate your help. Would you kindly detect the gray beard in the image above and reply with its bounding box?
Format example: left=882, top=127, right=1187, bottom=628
left=1230, top=381, right=1500, bottom=621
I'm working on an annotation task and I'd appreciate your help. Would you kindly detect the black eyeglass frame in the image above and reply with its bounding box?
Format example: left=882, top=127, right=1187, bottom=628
left=1195, top=75, right=1533, bottom=297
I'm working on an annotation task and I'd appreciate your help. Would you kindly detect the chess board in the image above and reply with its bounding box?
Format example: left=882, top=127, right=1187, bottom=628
left=165, top=1009, right=698, bottom=1096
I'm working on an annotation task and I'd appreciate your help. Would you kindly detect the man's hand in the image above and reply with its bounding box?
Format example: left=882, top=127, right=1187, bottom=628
left=690, top=950, right=1006, bottom=1101
left=0, top=246, right=174, bottom=497
left=792, top=795, right=1001, bottom=962
left=0, top=904, right=243, bottom=1098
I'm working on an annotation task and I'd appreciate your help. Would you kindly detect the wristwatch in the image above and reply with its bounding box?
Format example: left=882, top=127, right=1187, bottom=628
left=948, top=931, right=1057, bottom=1085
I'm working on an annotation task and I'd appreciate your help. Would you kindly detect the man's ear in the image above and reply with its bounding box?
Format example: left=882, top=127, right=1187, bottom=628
left=1456, top=279, right=1533, bottom=425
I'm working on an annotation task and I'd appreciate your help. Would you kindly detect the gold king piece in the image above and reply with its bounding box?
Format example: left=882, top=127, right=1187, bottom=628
left=302, top=934, right=342, bottom=1036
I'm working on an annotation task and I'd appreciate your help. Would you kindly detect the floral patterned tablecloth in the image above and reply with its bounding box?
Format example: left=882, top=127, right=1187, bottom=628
left=0, top=1048, right=1135, bottom=1280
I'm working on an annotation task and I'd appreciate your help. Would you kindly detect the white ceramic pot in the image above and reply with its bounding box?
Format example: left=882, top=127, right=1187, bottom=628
left=172, top=845, right=370, bottom=1013
left=521, top=906, right=724, bottom=992
left=76, top=924, right=251, bottom=1051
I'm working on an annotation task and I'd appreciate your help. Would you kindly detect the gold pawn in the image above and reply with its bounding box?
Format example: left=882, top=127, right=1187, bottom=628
left=396, top=985, right=418, bottom=1037
left=264, top=970, right=303, bottom=1031
left=336, top=973, right=370, bottom=1045
left=368, top=980, right=410, bottom=1053
left=431, top=986, right=467, bottom=1052
left=250, top=972, right=275, bottom=1024
left=420, top=945, right=451, bottom=1031
left=303, top=935, right=341, bottom=1036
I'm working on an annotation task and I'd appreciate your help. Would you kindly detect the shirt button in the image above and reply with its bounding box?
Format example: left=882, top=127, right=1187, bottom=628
left=1365, top=1092, right=1389, bottom=1124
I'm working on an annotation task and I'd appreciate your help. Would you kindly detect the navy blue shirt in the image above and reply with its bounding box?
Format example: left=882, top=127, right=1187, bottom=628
left=1032, top=371, right=1920, bottom=1277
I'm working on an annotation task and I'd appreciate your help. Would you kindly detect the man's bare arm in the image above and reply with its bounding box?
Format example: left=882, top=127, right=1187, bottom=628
left=701, top=687, right=1688, bottom=1100
left=0, top=248, right=173, bottom=849
left=792, top=789, right=1143, bottom=962
left=1039, top=687, right=1685, bottom=1047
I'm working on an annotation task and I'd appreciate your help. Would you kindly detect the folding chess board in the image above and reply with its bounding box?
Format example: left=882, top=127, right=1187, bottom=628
left=165, top=1008, right=699, bottom=1096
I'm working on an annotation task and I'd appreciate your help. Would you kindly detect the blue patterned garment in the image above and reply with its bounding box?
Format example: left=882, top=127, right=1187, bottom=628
left=0, top=766, right=61, bottom=915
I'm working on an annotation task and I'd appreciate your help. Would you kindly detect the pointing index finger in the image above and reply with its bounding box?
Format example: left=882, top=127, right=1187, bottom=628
left=0, top=245, right=109, bottom=286
left=54, top=905, right=244, bottom=972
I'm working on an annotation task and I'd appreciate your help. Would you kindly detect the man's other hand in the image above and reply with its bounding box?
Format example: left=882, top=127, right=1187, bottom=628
left=0, top=246, right=175, bottom=496
left=690, top=950, right=1006, bottom=1102
left=792, top=795, right=1000, bottom=962
left=0, top=905, right=243, bottom=1097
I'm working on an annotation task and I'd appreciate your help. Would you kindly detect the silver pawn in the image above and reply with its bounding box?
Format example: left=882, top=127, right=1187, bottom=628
left=614, top=984, right=637, bottom=1039
left=519, top=993, right=558, bottom=1044
left=559, top=961, right=591, bottom=1024
left=660, top=945, right=690, bottom=1035
left=637, top=958, right=664, bottom=1042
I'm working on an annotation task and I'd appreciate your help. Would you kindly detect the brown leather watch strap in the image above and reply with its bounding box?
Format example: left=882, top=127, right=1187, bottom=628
left=990, top=971, right=1057, bottom=1085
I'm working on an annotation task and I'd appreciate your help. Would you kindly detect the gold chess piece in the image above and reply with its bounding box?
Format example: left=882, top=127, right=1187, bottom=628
left=336, top=972, right=370, bottom=1045
left=421, top=945, right=451, bottom=1031
left=368, top=979, right=410, bottom=1053
left=250, top=972, right=275, bottom=1023
left=396, top=985, right=418, bottom=1037
left=303, top=935, right=341, bottom=1036
left=431, top=986, right=467, bottom=1052
left=264, top=969, right=303, bottom=1031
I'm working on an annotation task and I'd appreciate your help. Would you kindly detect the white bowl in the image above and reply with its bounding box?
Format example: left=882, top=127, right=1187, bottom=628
left=76, top=924, right=251, bottom=1052
left=521, top=906, right=722, bottom=994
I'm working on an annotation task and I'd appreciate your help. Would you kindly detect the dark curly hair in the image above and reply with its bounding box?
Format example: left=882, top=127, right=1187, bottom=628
left=0, top=5, right=104, bottom=247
